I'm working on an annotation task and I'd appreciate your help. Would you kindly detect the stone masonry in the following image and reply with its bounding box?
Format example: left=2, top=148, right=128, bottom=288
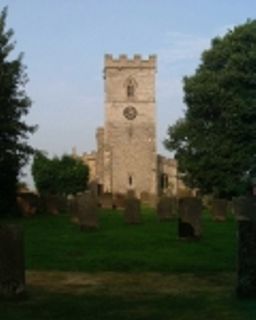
left=103, top=54, right=157, bottom=196
left=77, top=54, right=193, bottom=199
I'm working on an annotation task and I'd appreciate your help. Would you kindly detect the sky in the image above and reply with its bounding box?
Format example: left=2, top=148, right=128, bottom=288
left=1, top=0, right=256, bottom=187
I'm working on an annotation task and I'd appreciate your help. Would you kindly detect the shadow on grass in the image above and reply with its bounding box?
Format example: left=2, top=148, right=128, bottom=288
left=0, top=284, right=254, bottom=320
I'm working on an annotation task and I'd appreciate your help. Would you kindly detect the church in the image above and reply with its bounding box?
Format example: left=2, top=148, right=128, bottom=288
left=73, top=54, right=191, bottom=199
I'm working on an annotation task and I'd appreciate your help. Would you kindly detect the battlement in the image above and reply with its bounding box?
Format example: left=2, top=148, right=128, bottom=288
left=104, top=54, right=157, bottom=69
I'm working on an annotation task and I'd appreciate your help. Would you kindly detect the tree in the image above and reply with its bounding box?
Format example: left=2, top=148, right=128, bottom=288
left=32, top=152, right=89, bottom=196
left=165, top=20, right=256, bottom=198
left=0, top=7, right=36, bottom=215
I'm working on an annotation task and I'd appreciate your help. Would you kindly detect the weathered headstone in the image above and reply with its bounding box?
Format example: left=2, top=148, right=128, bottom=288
left=211, top=198, right=228, bottom=221
left=157, top=196, right=177, bottom=221
left=0, top=225, right=25, bottom=298
left=233, top=196, right=256, bottom=297
left=123, top=191, right=141, bottom=224
left=113, top=193, right=126, bottom=209
left=178, top=197, right=202, bottom=239
left=77, top=192, right=99, bottom=231
left=99, top=193, right=113, bottom=209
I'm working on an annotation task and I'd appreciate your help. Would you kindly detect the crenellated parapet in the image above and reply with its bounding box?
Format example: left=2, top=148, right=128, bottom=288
left=104, top=54, right=156, bottom=69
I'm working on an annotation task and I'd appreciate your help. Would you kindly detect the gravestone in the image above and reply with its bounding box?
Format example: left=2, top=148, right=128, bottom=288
left=157, top=196, right=177, bottom=221
left=0, top=225, right=25, bottom=298
left=233, top=196, right=256, bottom=298
left=99, top=193, right=113, bottom=208
left=178, top=197, right=202, bottom=239
left=123, top=191, right=141, bottom=224
left=113, top=193, right=126, bottom=209
left=77, top=192, right=99, bottom=231
left=211, top=198, right=228, bottom=221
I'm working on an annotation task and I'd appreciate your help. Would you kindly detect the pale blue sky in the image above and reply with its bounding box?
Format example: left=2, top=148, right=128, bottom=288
left=1, top=0, right=255, bottom=186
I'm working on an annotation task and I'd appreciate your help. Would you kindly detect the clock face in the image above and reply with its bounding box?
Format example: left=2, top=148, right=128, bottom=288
left=123, top=106, right=137, bottom=120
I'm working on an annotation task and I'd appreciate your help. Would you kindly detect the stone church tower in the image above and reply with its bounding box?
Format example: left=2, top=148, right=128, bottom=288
left=79, top=54, right=194, bottom=200
left=97, top=54, right=157, bottom=196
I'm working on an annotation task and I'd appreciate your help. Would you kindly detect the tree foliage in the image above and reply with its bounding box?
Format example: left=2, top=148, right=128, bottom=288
left=0, top=7, right=36, bottom=215
left=32, top=152, right=89, bottom=196
left=165, top=20, right=256, bottom=198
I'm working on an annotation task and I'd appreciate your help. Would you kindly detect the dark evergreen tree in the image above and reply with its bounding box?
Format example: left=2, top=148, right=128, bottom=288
left=165, top=20, right=256, bottom=198
left=0, top=7, right=36, bottom=215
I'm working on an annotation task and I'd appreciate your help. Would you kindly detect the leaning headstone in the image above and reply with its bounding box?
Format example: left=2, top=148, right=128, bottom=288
left=233, top=196, right=256, bottom=298
left=0, top=225, right=25, bottom=298
left=157, top=196, right=177, bottom=221
left=77, top=192, right=99, bottom=231
left=211, top=198, right=228, bottom=221
left=178, top=197, right=202, bottom=239
left=123, top=191, right=141, bottom=224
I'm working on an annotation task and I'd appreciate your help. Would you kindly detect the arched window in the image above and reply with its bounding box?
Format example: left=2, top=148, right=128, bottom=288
left=127, top=83, right=135, bottom=98
left=124, top=77, right=137, bottom=99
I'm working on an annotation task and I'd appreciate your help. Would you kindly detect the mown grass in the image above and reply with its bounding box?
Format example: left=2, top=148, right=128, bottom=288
left=0, top=208, right=256, bottom=320
left=21, top=208, right=237, bottom=273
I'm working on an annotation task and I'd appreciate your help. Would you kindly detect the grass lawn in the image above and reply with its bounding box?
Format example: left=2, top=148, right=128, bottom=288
left=0, top=208, right=256, bottom=319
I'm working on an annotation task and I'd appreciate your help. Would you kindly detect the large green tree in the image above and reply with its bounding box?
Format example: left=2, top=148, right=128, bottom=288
left=32, top=152, right=89, bottom=196
left=165, top=20, right=256, bottom=198
left=0, top=7, right=36, bottom=215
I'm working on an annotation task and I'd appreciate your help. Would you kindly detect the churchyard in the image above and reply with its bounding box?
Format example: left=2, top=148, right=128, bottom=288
left=1, top=204, right=256, bottom=320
